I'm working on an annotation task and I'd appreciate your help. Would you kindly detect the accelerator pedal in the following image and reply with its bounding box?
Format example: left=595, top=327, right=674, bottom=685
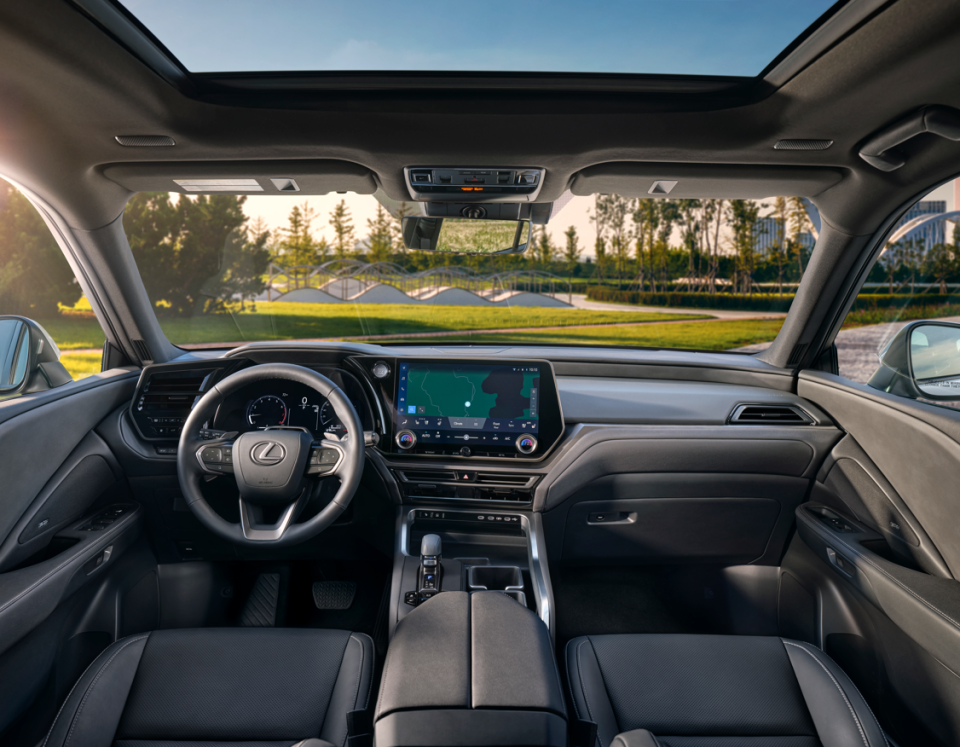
left=239, top=573, right=281, bottom=627
left=313, top=580, right=356, bottom=610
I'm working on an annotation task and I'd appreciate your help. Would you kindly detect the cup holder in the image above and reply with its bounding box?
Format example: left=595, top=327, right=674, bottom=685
left=467, top=565, right=524, bottom=592
left=471, top=588, right=527, bottom=606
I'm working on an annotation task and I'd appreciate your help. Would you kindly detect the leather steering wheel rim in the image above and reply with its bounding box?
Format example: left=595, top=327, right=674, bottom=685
left=176, top=363, right=364, bottom=547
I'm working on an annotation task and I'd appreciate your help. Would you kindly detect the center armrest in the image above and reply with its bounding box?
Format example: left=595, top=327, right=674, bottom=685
left=375, top=591, right=567, bottom=747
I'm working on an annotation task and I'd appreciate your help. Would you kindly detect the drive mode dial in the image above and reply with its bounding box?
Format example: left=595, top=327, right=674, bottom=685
left=516, top=434, right=537, bottom=455
left=395, top=430, right=417, bottom=450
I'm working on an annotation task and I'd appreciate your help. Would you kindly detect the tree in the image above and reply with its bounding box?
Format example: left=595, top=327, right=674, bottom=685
left=925, top=242, right=957, bottom=294
left=277, top=203, right=321, bottom=280
left=562, top=226, right=581, bottom=277
left=768, top=198, right=790, bottom=296
left=199, top=219, right=271, bottom=310
left=590, top=195, right=609, bottom=282
left=727, top=199, right=762, bottom=294
left=677, top=199, right=702, bottom=290
left=366, top=204, right=395, bottom=264
left=123, top=192, right=179, bottom=308
left=329, top=200, right=356, bottom=260
left=789, top=196, right=813, bottom=279
left=0, top=181, right=84, bottom=316
left=534, top=226, right=555, bottom=268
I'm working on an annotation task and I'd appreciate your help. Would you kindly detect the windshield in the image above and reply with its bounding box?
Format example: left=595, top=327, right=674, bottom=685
left=117, top=192, right=820, bottom=353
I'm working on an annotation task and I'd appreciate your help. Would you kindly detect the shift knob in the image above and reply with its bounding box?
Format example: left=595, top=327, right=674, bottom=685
left=421, top=534, right=442, bottom=559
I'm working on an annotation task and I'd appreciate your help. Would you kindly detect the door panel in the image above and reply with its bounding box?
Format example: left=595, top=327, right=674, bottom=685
left=794, top=370, right=960, bottom=746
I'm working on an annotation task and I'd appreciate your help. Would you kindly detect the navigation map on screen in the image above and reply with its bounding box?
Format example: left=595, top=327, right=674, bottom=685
left=396, top=362, right=539, bottom=446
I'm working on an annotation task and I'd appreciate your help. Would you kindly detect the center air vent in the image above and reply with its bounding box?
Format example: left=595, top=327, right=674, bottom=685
left=729, top=404, right=813, bottom=425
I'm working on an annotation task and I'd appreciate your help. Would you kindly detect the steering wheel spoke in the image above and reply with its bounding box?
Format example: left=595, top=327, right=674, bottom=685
left=196, top=439, right=236, bottom=475
left=239, top=494, right=304, bottom=541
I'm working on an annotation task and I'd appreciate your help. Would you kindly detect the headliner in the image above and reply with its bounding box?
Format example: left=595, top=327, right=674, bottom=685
left=0, top=0, right=959, bottom=238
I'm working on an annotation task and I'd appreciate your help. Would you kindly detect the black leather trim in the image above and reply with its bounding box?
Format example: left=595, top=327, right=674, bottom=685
left=374, top=709, right=567, bottom=747
left=564, top=634, right=885, bottom=747
left=44, top=628, right=373, bottom=747
left=42, top=634, right=149, bottom=747
left=564, top=637, right=622, bottom=747
left=781, top=639, right=887, bottom=747
left=321, top=633, right=375, bottom=747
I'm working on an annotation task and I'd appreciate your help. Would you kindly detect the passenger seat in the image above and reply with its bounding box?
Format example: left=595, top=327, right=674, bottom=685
left=565, top=634, right=887, bottom=747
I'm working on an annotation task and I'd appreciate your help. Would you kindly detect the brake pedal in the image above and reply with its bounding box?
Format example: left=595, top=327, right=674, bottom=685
left=313, top=580, right=356, bottom=610
left=239, top=573, right=280, bottom=627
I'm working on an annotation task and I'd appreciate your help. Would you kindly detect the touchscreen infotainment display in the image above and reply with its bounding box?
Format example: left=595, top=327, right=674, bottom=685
left=396, top=361, right=539, bottom=448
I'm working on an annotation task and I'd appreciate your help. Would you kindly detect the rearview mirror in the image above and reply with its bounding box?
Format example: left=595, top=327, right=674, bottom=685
left=401, top=217, right=531, bottom=255
left=0, top=316, right=72, bottom=396
left=868, top=320, right=960, bottom=400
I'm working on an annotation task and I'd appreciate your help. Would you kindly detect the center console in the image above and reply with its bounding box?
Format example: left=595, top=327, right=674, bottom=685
left=375, top=590, right=567, bottom=747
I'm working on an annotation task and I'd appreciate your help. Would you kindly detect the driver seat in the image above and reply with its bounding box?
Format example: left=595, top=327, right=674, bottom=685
left=43, top=628, right=374, bottom=747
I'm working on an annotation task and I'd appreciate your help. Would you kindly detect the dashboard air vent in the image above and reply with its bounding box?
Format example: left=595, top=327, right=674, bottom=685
left=134, top=369, right=214, bottom=438
left=729, top=404, right=813, bottom=425
left=476, top=473, right=534, bottom=487
left=400, top=470, right=458, bottom=483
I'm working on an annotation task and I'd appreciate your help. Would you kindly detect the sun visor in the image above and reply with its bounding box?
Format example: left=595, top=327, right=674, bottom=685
left=102, top=160, right=378, bottom=195
left=569, top=163, right=844, bottom=199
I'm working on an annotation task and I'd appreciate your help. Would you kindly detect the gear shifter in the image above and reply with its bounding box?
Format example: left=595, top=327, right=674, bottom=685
left=417, top=534, right=442, bottom=602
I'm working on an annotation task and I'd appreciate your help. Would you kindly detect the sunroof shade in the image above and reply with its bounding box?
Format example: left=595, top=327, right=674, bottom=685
left=118, top=0, right=839, bottom=77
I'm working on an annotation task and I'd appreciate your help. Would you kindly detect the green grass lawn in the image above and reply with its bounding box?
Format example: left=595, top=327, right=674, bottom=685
left=40, top=302, right=710, bottom=349
left=44, top=302, right=784, bottom=380
left=406, top=318, right=785, bottom=351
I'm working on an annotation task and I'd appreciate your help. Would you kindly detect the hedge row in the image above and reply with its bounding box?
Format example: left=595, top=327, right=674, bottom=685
left=585, top=286, right=960, bottom=313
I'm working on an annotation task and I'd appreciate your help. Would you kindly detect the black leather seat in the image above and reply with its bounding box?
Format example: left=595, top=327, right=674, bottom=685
left=44, top=628, right=374, bottom=747
left=565, top=634, right=887, bottom=747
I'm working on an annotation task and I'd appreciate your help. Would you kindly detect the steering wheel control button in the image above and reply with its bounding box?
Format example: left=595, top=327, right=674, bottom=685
left=396, top=430, right=417, bottom=450
left=515, top=434, right=538, bottom=455
left=201, top=446, right=222, bottom=463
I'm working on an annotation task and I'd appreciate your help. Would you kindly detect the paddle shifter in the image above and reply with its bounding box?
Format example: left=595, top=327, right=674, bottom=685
left=417, top=534, right=442, bottom=603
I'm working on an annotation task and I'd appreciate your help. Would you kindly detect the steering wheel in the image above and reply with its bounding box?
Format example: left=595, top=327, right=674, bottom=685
left=176, top=363, right=364, bottom=546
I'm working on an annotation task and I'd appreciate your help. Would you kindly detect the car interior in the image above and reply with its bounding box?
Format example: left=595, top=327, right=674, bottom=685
left=3, top=1, right=960, bottom=747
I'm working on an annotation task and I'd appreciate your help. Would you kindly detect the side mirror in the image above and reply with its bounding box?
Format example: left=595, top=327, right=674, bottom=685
left=0, top=316, right=72, bottom=397
left=401, top=217, right=531, bottom=255
left=868, top=320, right=960, bottom=400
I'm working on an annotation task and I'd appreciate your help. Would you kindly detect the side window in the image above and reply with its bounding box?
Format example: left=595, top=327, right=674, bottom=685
left=836, top=176, right=960, bottom=409
left=0, top=180, right=105, bottom=388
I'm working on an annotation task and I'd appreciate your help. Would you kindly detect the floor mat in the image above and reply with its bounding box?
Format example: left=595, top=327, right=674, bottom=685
left=239, top=573, right=281, bottom=627
left=312, top=580, right=357, bottom=610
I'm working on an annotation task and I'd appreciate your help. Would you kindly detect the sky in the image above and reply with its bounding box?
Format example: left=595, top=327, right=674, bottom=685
left=119, top=0, right=836, bottom=77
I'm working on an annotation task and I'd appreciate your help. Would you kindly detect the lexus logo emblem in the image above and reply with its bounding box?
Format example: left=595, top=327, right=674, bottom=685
left=250, top=441, right=286, bottom=465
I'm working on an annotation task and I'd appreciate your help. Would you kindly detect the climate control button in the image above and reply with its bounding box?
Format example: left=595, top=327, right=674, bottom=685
left=516, top=434, right=537, bottom=455
left=396, top=430, right=417, bottom=450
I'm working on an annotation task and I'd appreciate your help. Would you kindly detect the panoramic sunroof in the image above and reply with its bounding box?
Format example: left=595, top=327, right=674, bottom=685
left=117, top=0, right=839, bottom=77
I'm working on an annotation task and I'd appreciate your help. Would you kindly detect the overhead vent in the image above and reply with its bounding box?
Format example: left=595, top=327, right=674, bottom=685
left=115, top=135, right=175, bottom=147
left=729, top=404, right=814, bottom=425
left=132, top=368, right=215, bottom=439
left=774, top=139, right=833, bottom=151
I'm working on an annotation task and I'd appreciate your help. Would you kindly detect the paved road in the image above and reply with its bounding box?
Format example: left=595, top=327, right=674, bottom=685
left=568, top=294, right=787, bottom=320
left=736, top=316, right=960, bottom=384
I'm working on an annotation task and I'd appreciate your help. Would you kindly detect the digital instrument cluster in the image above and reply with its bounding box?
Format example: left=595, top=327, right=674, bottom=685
left=213, top=374, right=368, bottom=438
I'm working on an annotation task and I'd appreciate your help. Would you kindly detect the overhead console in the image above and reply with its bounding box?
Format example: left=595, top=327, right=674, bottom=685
left=405, top=166, right=545, bottom=202
left=352, top=357, right=563, bottom=462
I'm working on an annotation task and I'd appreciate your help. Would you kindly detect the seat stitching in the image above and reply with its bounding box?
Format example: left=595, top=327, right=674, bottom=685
left=786, top=639, right=889, bottom=747
left=341, top=634, right=365, bottom=747
left=42, top=635, right=141, bottom=747
left=783, top=641, right=870, bottom=747
left=63, top=634, right=150, bottom=747
left=575, top=638, right=603, bottom=747
left=564, top=639, right=582, bottom=721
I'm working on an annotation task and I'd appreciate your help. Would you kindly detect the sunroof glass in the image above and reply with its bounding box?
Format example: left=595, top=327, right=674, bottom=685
left=118, top=0, right=839, bottom=77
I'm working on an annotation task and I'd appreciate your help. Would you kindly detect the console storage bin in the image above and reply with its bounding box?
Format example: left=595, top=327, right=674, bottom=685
left=375, top=591, right=567, bottom=747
